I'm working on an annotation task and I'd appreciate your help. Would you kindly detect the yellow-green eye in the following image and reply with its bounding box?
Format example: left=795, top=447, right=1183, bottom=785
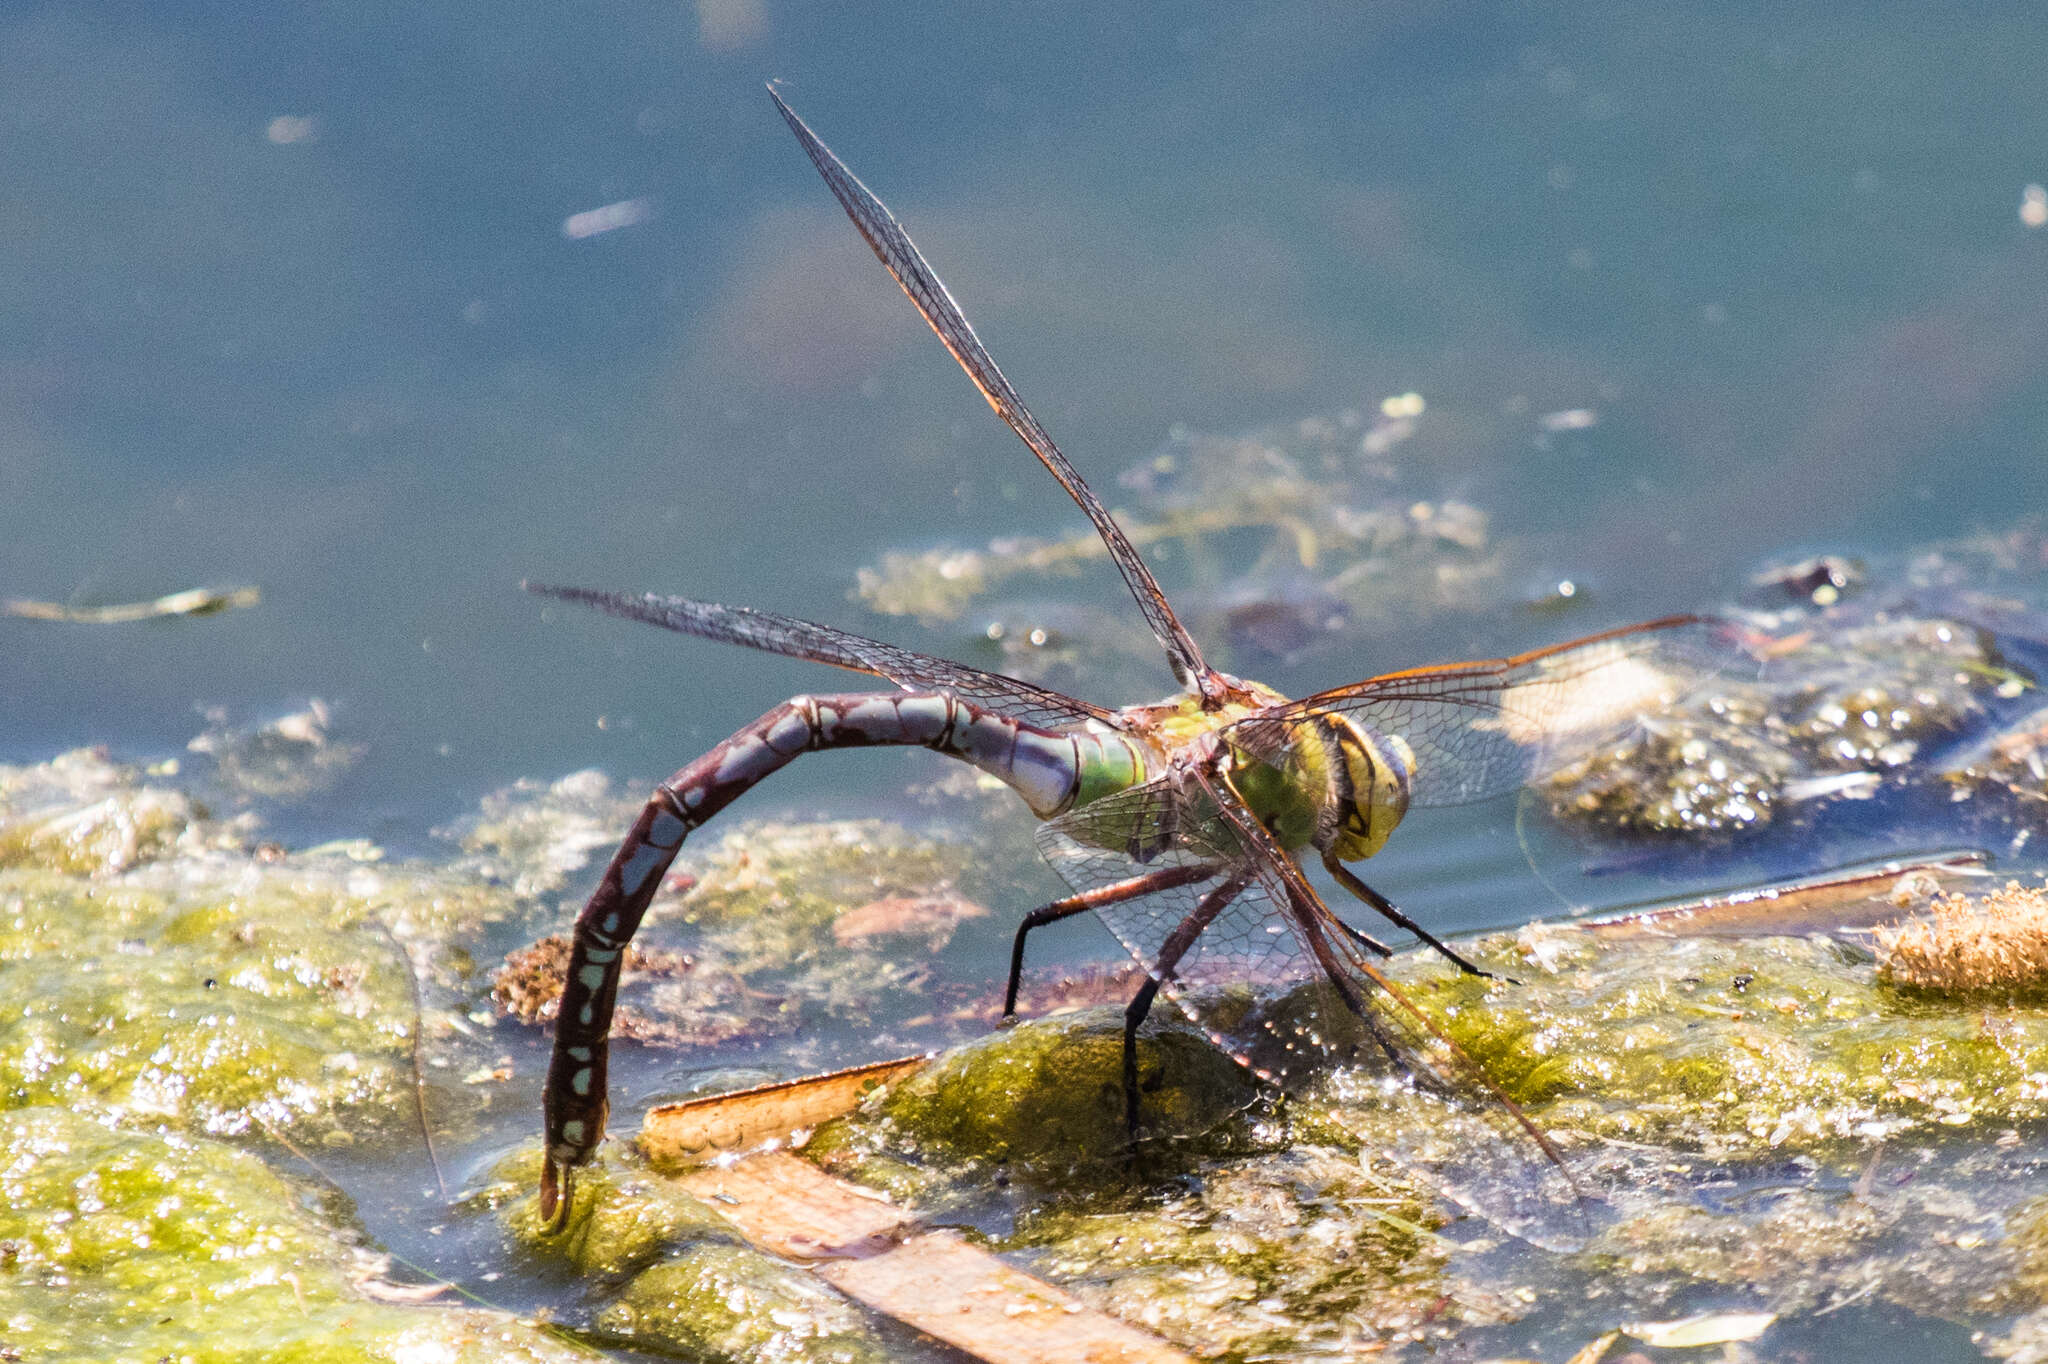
left=1327, top=719, right=1413, bottom=862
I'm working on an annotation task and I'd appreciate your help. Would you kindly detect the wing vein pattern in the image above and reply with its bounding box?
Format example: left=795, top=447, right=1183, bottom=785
left=768, top=85, right=1214, bottom=698
left=528, top=584, right=1113, bottom=731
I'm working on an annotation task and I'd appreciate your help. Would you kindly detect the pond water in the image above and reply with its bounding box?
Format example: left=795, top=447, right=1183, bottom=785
left=5, top=4, right=2048, bottom=1362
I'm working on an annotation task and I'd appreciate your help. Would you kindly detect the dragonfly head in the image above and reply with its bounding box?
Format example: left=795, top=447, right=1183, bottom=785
left=1223, top=712, right=1411, bottom=860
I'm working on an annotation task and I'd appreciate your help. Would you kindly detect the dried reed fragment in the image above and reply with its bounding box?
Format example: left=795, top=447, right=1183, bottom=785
left=1876, top=881, right=2048, bottom=992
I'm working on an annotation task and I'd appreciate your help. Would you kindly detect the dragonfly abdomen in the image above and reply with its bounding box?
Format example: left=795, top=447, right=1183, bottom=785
left=539, top=688, right=1146, bottom=1223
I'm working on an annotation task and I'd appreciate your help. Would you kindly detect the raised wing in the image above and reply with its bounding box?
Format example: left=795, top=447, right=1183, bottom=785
left=1033, top=768, right=1587, bottom=1248
left=767, top=85, right=1220, bottom=705
left=1230, top=615, right=1750, bottom=807
left=526, top=583, right=1114, bottom=731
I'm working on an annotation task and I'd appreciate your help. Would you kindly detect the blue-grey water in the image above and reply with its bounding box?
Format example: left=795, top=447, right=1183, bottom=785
left=8, top=2, right=2045, bottom=841
left=3, top=7, right=2046, bottom=1357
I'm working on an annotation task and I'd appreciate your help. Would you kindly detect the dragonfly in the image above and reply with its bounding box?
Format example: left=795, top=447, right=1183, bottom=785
left=529, top=85, right=1737, bottom=1243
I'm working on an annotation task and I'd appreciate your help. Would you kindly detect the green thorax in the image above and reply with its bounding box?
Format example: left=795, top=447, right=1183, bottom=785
left=1086, top=677, right=1413, bottom=865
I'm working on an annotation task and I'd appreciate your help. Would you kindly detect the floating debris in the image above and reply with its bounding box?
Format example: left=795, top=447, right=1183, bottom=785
left=1619, top=1309, right=1777, bottom=1347
left=639, top=1055, right=931, bottom=1167
left=677, top=1151, right=1196, bottom=1364
left=493, top=933, right=695, bottom=1025
left=1747, top=554, right=1865, bottom=608
left=2, top=584, right=259, bottom=623
left=831, top=893, right=990, bottom=950
left=1538, top=407, right=1599, bottom=433
left=1585, top=852, right=1988, bottom=940
left=186, top=699, right=364, bottom=803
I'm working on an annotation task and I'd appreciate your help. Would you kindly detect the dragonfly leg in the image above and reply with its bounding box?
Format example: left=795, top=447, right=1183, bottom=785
left=540, top=688, right=1089, bottom=1230
left=1003, top=863, right=1218, bottom=1018
left=1321, top=853, right=1517, bottom=984
left=1286, top=881, right=1408, bottom=1070
left=1332, top=917, right=1394, bottom=959
left=1120, top=865, right=1257, bottom=1142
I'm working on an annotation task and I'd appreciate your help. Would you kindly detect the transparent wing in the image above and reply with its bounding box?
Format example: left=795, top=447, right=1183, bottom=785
left=1034, top=771, right=1589, bottom=1248
left=768, top=86, right=1218, bottom=701
left=1231, top=615, right=1750, bottom=807
left=527, top=584, right=1114, bottom=732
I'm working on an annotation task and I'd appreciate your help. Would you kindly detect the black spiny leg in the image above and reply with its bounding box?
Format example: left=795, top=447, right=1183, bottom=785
left=1002, top=864, right=1219, bottom=1018
left=1118, top=866, right=1256, bottom=1141
left=1322, top=853, right=1517, bottom=984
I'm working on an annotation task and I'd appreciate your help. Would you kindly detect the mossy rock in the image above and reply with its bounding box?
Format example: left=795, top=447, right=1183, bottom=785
left=857, top=1012, right=1262, bottom=1176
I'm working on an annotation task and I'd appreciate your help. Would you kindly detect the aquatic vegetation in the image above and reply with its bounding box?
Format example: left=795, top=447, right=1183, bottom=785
left=1542, top=612, right=2008, bottom=837
left=852, top=405, right=1506, bottom=666
left=595, top=1243, right=894, bottom=1364
left=444, top=769, right=644, bottom=898
left=489, top=1146, right=903, bottom=1362
left=1011, top=1150, right=1470, bottom=1357
left=1877, top=880, right=2048, bottom=993
left=186, top=699, right=365, bottom=803
left=19, top=727, right=2048, bottom=1360
left=0, top=748, right=236, bottom=876
left=0, top=1106, right=591, bottom=1364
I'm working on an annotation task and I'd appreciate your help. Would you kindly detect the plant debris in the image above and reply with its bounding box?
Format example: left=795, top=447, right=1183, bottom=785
left=1877, top=880, right=2048, bottom=993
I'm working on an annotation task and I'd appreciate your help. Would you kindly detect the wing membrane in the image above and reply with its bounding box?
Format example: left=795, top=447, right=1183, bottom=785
left=1231, top=615, right=1749, bottom=807
left=527, top=583, right=1113, bottom=731
left=1035, top=771, right=1587, bottom=1247
left=768, top=86, right=1216, bottom=700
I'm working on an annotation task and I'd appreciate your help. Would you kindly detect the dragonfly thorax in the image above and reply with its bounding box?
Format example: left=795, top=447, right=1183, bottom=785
left=1111, top=674, right=1290, bottom=753
left=1226, top=713, right=1413, bottom=863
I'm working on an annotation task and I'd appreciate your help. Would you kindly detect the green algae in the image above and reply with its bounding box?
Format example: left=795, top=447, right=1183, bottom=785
left=0, top=749, right=242, bottom=877
left=831, top=1013, right=1262, bottom=1178
left=0, top=867, right=422, bottom=1142
left=19, top=687, right=2048, bottom=1363
left=1306, top=925, right=2048, bottom=1166
left=484, top=1146, right=903, bottom=1362
left=594, top=1244, right=893, bottom=1364
left=773, top=911, right=2048, bottom=1356
left=490, top=1146, right=731, bottom=1281
left=0, top=1106, right=594, bottom=1364
left=1008, top=1150, right=1480, bottom=1358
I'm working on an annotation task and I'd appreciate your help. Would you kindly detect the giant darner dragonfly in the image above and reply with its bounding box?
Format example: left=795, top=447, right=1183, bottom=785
left=529, top=86, right=1738, bottom=1243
